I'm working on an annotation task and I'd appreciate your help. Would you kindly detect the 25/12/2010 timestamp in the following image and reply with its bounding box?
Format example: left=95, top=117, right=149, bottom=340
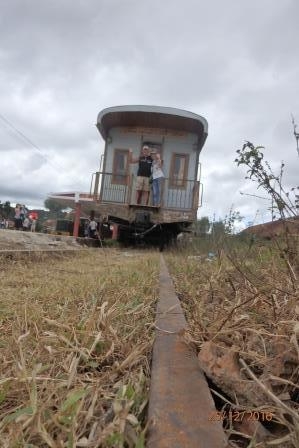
left=208, top=410, right=274, bottom=422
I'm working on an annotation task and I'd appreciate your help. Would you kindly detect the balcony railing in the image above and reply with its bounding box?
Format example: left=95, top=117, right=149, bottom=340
left=163, top=178, right=199, bottom=210
left=91, top=172, right=200, bottom=210
left=100, top=173, right=129, bottom=204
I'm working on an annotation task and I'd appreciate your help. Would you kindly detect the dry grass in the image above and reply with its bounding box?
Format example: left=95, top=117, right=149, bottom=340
left=166, top=237, right=299, bottom=448
left=0, top=249, right=160, bottom=447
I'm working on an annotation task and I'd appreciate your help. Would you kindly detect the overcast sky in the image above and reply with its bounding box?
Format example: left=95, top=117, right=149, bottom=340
left=1, top=0, right=298, bottom=226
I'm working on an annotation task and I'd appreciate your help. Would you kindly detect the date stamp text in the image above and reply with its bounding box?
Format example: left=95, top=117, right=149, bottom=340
left=208, top=410, right=274, bottom=422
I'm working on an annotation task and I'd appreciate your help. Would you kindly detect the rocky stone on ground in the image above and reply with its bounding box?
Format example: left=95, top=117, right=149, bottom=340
left=0, top=229, right=82, bottom=251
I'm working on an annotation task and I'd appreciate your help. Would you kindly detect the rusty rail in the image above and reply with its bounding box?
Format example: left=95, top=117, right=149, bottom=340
left=147, top=255, right=228, bottom=448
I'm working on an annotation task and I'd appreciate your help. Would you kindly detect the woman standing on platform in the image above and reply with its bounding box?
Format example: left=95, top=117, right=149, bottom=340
left=151, top=152, right=164, bottom=207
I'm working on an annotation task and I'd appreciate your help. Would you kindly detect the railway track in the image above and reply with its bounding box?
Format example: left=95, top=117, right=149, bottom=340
left=148, top=255, right=227, bottom=447
left=2, top=237, right=297, bottom=446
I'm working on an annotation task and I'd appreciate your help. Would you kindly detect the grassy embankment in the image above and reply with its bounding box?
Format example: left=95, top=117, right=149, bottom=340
left=0, top=249, right=159, bottom=447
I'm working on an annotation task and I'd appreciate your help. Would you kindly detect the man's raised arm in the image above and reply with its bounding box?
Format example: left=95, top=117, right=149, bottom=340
left=129, top=148, right=139, bottom=164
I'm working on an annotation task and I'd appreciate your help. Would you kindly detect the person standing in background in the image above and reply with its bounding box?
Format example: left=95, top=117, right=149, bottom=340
left=89, top=218, right=98, bottom=238
left=31, top=218, right=37, bottom=232
left=22, top=216, right=31, bottom=231
left=14, top=204, right=22, bottom=230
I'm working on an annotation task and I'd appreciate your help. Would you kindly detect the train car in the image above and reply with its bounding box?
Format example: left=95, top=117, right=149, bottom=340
left=49, top=105, right=208, bottom=246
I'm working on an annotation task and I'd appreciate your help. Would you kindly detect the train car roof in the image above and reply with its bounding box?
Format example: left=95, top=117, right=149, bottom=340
left=96, top=105, right=208, bottom=148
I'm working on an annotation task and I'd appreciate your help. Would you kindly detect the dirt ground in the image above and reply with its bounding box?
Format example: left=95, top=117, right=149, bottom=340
left=0, top=229, right=82, bottom=251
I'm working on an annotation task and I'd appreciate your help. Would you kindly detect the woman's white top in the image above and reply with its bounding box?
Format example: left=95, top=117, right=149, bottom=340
left=152, top=160, right=164, bottom=179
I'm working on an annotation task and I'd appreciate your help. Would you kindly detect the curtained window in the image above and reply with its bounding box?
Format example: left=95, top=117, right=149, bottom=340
left=169, top=153, right=189, bottom=188
left=112, top=149, right=129, bottom=184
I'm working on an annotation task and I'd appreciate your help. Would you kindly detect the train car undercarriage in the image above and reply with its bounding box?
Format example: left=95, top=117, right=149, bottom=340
left=106, top=210, right=192, bottom=249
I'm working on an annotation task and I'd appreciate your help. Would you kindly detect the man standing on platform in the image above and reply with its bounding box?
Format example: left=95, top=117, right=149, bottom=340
left=129, top=145, right=153, bottom=205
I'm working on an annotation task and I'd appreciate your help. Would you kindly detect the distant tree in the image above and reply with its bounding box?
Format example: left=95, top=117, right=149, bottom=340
left=195, top=216, right=210, bottom=235
left=44, top=198, right=66, bottom=218
left=224, top=208, right=244, bottom=234
left=210, top=208, right=243, bottom=239
left=211, top=220, right=226, bottom=238
left=0, top=201, right=13, bottom=219
left=34, top=208, right=50, bottom=222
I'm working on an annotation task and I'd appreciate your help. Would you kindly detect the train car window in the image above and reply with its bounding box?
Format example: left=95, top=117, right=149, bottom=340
left=112, top=149, right=129, bottom=184
left=169, top=153, right=189, bottom=188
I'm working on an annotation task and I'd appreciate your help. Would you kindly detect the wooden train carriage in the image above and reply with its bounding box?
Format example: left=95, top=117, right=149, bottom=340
left=50, top=105, right=208, bottom=244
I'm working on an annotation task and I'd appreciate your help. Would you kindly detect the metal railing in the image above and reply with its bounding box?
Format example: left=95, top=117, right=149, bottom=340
left=93, top=172, right=200, bottom=210
left=163, top=179, right=199, bottom=210
left=99, top=173, right=129, bottom=204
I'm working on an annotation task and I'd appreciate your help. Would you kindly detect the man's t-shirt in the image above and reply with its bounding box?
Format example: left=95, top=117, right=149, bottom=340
left=89, top=220, right=97, bottom=230
left=137, top=156, right=153, bottom=177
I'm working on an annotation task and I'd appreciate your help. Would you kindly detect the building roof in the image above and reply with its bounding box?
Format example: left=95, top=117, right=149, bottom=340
left=96, top=105, right=208, bottom=149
